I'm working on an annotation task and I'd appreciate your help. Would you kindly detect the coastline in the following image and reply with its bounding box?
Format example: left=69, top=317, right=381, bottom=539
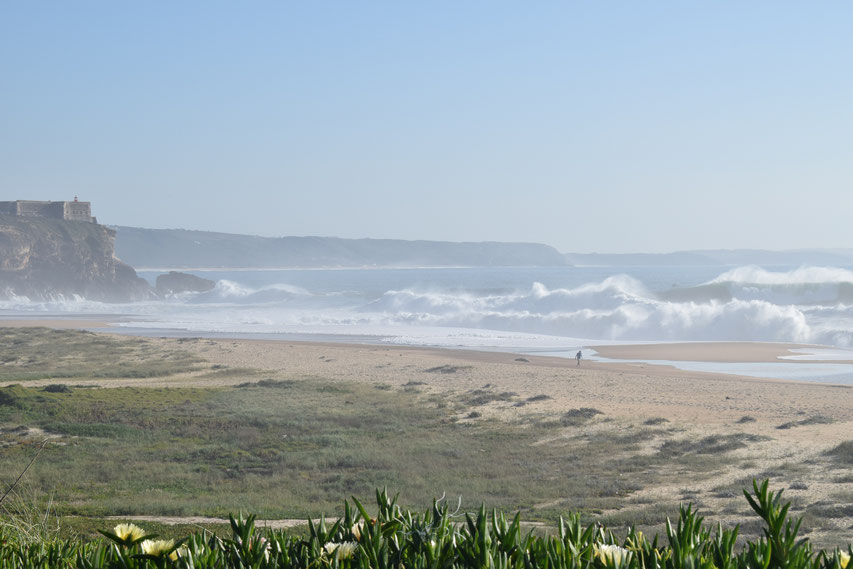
left=4, top=324, right=847, bottom=428
left=3, top=316, right=853, bottom=383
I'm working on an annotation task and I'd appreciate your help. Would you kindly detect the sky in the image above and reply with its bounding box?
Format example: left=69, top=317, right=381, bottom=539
left=2, top=2, right=852, bottom=254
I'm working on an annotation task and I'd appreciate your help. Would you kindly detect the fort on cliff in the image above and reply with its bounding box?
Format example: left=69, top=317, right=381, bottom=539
left=0, top=199, right=96, bottom=223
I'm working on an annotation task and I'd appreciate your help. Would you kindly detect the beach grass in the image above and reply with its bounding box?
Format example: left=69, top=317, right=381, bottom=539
left=2, top=380, right=643, bottom=519
left=0, top=327, right=202, bottom=381
left=1, top=376, right=793, bottom=543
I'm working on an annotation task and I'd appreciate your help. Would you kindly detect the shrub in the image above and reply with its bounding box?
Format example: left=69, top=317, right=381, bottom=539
left=561, top=407, right=603, bottom=426
left=826, top=441, right=853, bottom=466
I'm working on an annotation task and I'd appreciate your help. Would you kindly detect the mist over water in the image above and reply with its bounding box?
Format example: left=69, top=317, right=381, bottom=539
left=5, top=265, right=853, bottom=349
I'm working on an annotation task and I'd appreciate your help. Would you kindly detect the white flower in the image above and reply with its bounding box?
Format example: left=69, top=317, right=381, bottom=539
left=169, top=545, right=189, bottom=561
left=324, top=541, right=358, bottom=561
left=141, top=539, right=175, bottom=557
left=258, top=537, right=271, bottom=561
left=595, top=544, right=631, bottom=566
left=113, top=523, right=145, bottom=542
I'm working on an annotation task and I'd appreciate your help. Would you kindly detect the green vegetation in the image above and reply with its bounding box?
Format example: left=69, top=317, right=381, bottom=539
left=1, top=328, right=851, bottom=549
left=560, top=408, right=604, bottom=426
left=0, top=328, right=202, bottom=381
left=777, top=416, right=834, bottom=430
left=658, top=434, right=770, bottom=458
left=1, top=379, right=658, bottom=522
left=5, top=372, right=837, bottom=545
left=0, top=483, right=851, bottom=569
left=826, top=441, right=853, bottom=466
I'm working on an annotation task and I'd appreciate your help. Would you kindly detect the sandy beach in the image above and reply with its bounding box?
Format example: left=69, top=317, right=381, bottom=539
left=165, top=337, right=853, bottom=428
left=2, top=320, right=850, bottom=428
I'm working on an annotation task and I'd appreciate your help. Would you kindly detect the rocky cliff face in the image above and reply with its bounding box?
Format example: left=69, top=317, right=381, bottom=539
left=0, top=215, right=154, bottom=302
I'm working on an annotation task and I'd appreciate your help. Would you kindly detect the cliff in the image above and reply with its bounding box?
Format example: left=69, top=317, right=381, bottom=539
left=0, top=215, right=154, bottom=302
left=113, top=226, right=569, bottom=269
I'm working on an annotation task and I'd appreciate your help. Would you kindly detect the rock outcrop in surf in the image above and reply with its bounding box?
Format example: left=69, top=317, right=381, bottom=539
left=155, top=271, right=216, bottom=295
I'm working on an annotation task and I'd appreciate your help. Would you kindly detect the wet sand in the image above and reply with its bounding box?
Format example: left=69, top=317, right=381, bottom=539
left=592, top=341, right=853, bottom=363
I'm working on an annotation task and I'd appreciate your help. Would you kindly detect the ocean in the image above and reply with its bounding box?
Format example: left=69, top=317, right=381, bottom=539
left=5, top=264, right=853, bottom=383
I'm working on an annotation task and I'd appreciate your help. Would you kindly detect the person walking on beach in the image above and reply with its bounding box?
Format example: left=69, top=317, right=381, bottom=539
left=575, top=350, right=582, bottom=366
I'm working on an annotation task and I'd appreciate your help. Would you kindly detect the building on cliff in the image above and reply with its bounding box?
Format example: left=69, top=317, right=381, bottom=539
left=0, top=198, right=96, bottom=223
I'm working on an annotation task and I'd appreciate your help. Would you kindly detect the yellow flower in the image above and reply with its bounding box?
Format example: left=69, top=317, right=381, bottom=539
left=141, top=539, right=175, bottom=557
left=625, top=530, right=644, bottom=550
left=839, top=551, right=849, bottom=569
left=595, top=544, right=631, bottom=566
left=324, top=541, right=358, bottom=561
left=113, top=523, right=145, bottom=542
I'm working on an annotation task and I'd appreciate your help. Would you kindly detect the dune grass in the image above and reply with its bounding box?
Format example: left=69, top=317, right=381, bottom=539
left=0, top=374, right=796, bottom=545
left=2, top=380, right=644, bottom=520
left=0, top=328, right=202, bottom=381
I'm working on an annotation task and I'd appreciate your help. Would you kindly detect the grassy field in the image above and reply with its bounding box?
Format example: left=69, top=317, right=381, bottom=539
left=1, top=328, right=851, bottom=547
left=0, top=328, right=202, bottom=381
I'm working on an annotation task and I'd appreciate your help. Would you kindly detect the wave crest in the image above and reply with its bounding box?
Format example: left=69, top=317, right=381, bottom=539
left=7, top=265, right=853, bottom=348
left=366, top=282, right=813, bottom=342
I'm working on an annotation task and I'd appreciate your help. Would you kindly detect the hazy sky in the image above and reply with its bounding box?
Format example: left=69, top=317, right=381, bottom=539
left=2, top=3, right=851, bottom=253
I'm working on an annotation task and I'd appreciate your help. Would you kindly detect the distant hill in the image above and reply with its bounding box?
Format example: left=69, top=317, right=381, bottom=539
left=113, top=227, right=569, bottom=269
left=564, top=249, right=853, bottom=267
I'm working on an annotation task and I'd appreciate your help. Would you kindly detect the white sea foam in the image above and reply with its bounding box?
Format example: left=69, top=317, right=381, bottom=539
left=0, top=294, right=102, bottom=312
left=359, top=280, right=815, bottom=343
left=779, top=347, right=853, bottom=361
left=198, top=280, right=312, bottom=302
left=7, top=265, right=853, bottom=349
left=711, top=265, right=853, bottom=285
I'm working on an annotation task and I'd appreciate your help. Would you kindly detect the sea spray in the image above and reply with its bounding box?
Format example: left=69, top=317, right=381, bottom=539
left=6, top=265, right=853, bottom=347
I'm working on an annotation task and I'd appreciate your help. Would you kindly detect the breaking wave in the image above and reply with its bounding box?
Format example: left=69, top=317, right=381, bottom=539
left=195, top=280, right=313, bottom=303
left=364, top=280, right=814, bottom=343
left=352, top=266, right=853, bottom=345
left=6, top=265, right=853, bottom=348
